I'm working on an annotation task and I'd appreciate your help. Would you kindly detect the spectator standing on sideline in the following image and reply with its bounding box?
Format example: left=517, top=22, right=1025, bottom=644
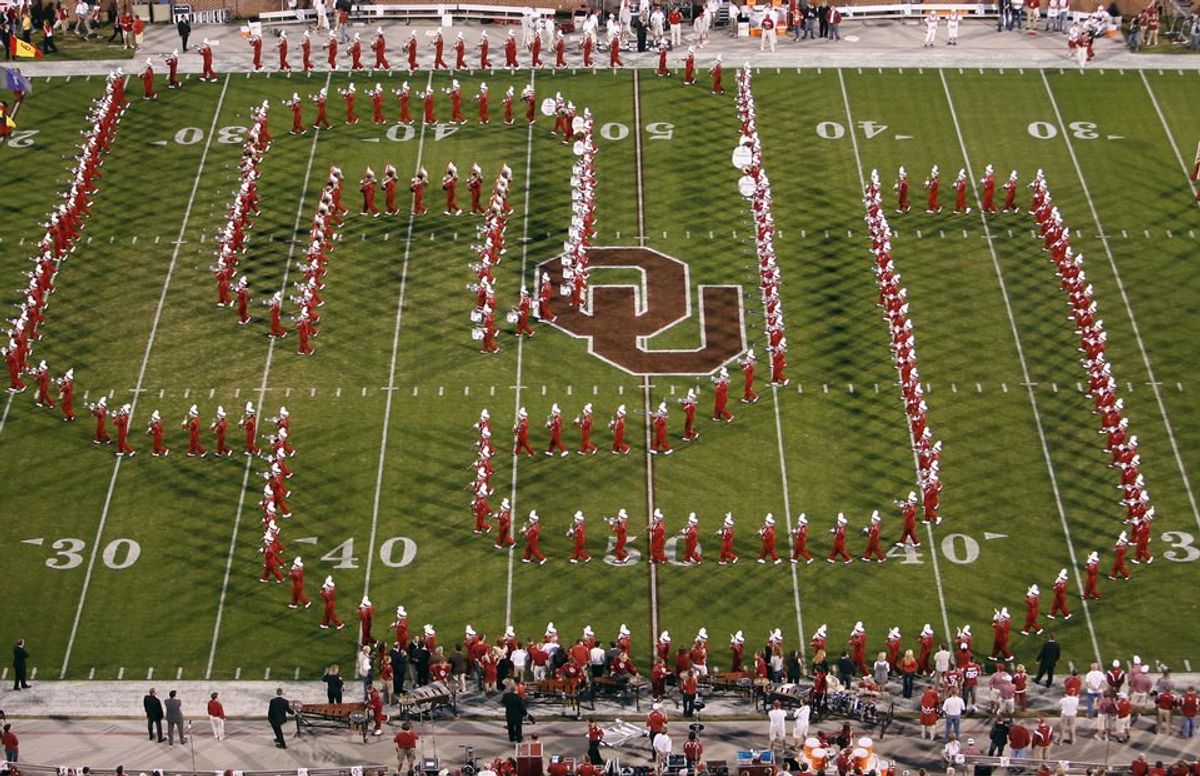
left=501, top=678, right=528, bottom=742
left=176, top=13, right=190, bottom=50
left=2, top=724, right=17, bottom=763
left=267, top=688, right=292, bottom=748
left=357, top=645, right=374, bottom=700
left=1035, top=634, right=1060, bottom=687
left=899, top=649, right=919, bottom=698
left=1, top=18, right=11, bottom=60
left=206, top=692, right=227, bottom=741
left=323, top=664, right=344, bottom=703
left=164, top=690, right=186, bottom=744
left=652, top=727, right=673, bottom=774
left=390, top=642, right=409, bottom=695
left=1008, top=719, right=1031, bottom=758
left=11, top=641, right=30, bottom=690
left=143, top=688, right=165, bottom=742
left=394, top=721, right=419, bottom=775
left=131, top=13, right=142, bottom=48
left=73, top=1, right=88, bottom=37
left=767, top=700, right=787, bottom=745
left=1084, top=663, right=1105, bottom=717
left=1031, top=718, right=1053, bottom=759
left=828, top=3, right=842, bottom=40
left=1059, top=690, right=1079, bottom=744
left=793, top=701, right=811, bottom=741
left=942, top=690, right=965, bottom=741
left=988, top=717, right=1010, bottom=756
left=1181, top=686, right=1198, bottom=738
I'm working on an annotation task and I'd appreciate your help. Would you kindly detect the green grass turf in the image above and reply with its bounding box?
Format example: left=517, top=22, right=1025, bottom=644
left=1, top=65, right=1199, bottom=684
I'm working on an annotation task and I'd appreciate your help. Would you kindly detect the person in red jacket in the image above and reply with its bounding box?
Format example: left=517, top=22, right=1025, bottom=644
left=568, top=512, right=591, bottom=563
left=1021, top=584, right=1043, bottom=636
left=1048, top=568, right=1073, bottom=619
left=757, top=514, right=781, bottom=564
left=919, top=685, right=941, bottom=739
left=288, top=557, right=311, bottom=609
left=609, top=405, right=630, bottom=455
left=513, top=407, right=536, bottom=456
left=181, top=404, right=207, bottom=457
left=650, top=402, right=672, bottom=455
left=58, top=367, right=75, bottom=421
left=574, top=403, right=598, bottom=455
left=114, top=403, right=135, bottom=456
left=1109, top=532, right=1132, bottom=580
left=828, top=513, right=852, bottom=563
left=521, top=511, right=547, bottom=565
left=739, top=350, right=759, bottom=403
left=319, top=576, right=346, bottom=629
left=146, top=409, right=168, bottom=456
left=790, top=515, right=813, bottom=564
left=712, top=367, right=734, bottom=422
left=861, top=511, right=886, bottom=562
left=924, top=165, right=942, bottom=213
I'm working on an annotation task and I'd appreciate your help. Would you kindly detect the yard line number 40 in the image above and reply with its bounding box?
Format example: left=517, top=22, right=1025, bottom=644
left=810, top=121, right=1105, bottom=140
left=24, top=536, right=420, bottom=570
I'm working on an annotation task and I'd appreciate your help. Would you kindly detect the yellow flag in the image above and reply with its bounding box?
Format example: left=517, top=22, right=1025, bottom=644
left=9, top=38, right=45, bottom=60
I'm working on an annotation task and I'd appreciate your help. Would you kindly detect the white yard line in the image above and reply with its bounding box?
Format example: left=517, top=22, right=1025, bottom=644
left=205, top=72, right=332, bottom=680
left=362, top=70, right=437, bottom=594
left=1138, top=72, right=1200, bottom=207
left=0, top=394, right=13, bottom=437
left=941, top=70, right=1102, bottom=662
left=1041, top=72, right=1200, bottom=534
left=838, top=69, right=953, bottom=646
left=632, top=72, right=660, bottom=646
left=504, top=69, right=537, bottom=629
left=769, top=385, right=807, bottom=655
left=60, top=73, right=233, bottom=679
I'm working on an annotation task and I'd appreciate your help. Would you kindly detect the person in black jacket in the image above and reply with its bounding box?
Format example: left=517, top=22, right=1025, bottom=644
left=988, top=717, right=1011, bottom=756
left=267, top=688, right=293, bottom=748
left=143, top=688, right=165, bottom=742
left=389, top=643, right=408, bottom=696
left=175, top=14, right=189, bottom=50
left=322, top=664, right=344, bottom=704
left=501, top=679, right=528, bottom=742
left=1034, top=634, right=1061, bottom=687
left=11, top=641, right=30, bottom=690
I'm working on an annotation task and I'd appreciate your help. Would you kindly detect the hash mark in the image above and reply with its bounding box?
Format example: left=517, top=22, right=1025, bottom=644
left=265, top=667, right=271, bottom=680
left=438, top=386, right=444, bottom=397
left=209, top=388, right=215, bottom=398
left=412, top=386, right=419, bottom=397
left=822, top=384, right=828, bottom=394
left=1186, top=659, right=1193, bottom=672
left=1122, top=230, right=1128, bottom=238
left=951, top=383, right=957, bottom=393
left=310, top=387, right=316, bottom=397
left=159, top=389, right=164, bottom=398
left=874, top=384, right=879, bottom=394
left=294, top=667, right=301, bottom=680
left=619, top=385, right=625, bottom=395
left=848, top=384, right=855, bottom=394
left=336, top=387, right=341, bottom=397
left=1052, top=382, right=1058, bottom=393
left=176, top=667, right=183, bottom=680
left=362, top=387, right=368, bottom=397
left=670, top=385, right=676, bottom=395
left=88, top=668, right=95, bottom=679
left=184, top=389, right=190, bottom=398
left=117, top=667, right=125, bottom=679
left=541, top=385, right=546, bottom=395
left=916, top=229, right=923, bottom=239
left=490, top=385, right=496, bottom=396
left=235, top=667, right=242, bottom=679
left=939, top=230, right=945, bottom=239
left=235, top=388, right=240, bottom=398
left=798, top=384, right=803, bottom=394
left=1179, top=383, right=1184, bottom=392
left=593, top=385, right=599, bottom=395
left=285, top=387, right=292, bottom=397
left=464, top=386, right=470, bottom=396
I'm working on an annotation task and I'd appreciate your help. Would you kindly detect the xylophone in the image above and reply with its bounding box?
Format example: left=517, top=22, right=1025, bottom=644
left=294, top=701, right=370, bottom=743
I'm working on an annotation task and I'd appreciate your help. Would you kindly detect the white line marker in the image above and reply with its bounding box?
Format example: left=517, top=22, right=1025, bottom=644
left=504, top=69, right=539, bottom=629
left=1044, top=71, right=1200, bottom=533
left=61, top=74, right=233, bottom=680
left=840, top=67, right=952, bottom=645
left=943, top=70, right=1101, bottom=662
left=206, top=72, right=331, bottom=681
left=363, top=70, right=437, bottom=595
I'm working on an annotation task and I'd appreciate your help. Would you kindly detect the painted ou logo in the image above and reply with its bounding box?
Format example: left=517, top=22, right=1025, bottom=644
left=538, top=247, right=746, bottom=376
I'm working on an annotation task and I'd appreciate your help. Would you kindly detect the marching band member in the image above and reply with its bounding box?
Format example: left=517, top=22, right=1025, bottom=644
left=681, top=513, right=702, bottom=564
left=790, top=514, right=813, bottom=564
left=574, top=403, right=598, bottom=455
left=757, top=514, right=781, bottom=564
left=569, top=511, right=591, bottom=563
left=718, top=513, right=738, bottom=565
left=610, top=404, right=630, bottom=455
left=521, top=511, right=547, bottom=565
left=650, top=402, right=672, bottom=455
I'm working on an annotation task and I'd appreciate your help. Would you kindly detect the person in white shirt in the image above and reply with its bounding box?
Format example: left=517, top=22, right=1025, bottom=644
left=511, top=645, right=529, bottom=682
left=767, top=700, right=788, bottom=744
left=73, top=1, right=89, bottom=37
left=942, top=735, right=962, bottom=765
left=1084, top=663, right=1105, bottom=717
left=589, top=645, right=607, bottom=678
left=1059, top=693, right=1079, bottom=744
left=923, top=11, right=939, bottom=47
left=933, top=644, right=953, bottom=692
left=942, top=691, right=966, bottom=740
left=649, top=7, right=665, bottom=42
left=652, top=730, right=673, bottom=774
left=793, top=702, right=811, bottom=742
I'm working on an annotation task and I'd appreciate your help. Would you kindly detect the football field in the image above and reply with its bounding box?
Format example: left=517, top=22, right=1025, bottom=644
left=2, top=63, right=1199, bottom=684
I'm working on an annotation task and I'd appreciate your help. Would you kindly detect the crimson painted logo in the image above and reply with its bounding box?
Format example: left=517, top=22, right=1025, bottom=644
left=538, top=247, right=746, bottom=376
